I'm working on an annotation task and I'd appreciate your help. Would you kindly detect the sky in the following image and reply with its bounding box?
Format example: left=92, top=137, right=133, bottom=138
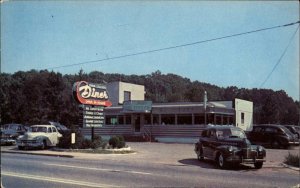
left=1, top=1, right=299, bottom=101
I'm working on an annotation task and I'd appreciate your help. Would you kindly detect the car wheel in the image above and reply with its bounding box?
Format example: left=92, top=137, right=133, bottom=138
left=197, top=146, right=204, bottom=161
left=41, top=140, right=47, bottom=150
left=254, top=162, right=263, bottom=169
left=271, top=140, right=280, bottom=149
left=217, top=153, right=227, bottom=169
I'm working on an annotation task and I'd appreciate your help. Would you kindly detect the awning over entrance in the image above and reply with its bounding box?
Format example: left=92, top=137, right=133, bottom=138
left=121, top=100, right=152, bottom=114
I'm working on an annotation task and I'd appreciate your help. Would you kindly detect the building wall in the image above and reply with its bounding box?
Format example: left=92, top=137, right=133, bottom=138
left=107, top=82, right=145, bottom=106
left=235, top=98, right=253, bottom=131
left=106, top=82, right=120, bottom=107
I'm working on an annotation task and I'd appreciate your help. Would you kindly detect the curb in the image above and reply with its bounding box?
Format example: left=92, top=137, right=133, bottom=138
left=1, top=150, right=74, bottom=158
left=281, top=163, right=300, bottom=171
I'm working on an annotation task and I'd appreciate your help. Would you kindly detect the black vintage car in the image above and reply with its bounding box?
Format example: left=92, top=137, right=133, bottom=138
left=0, top=124, right=28, bottom=145
left=282, top=125, right=300, bottom=140
left=247, top=124, right=299, bottom=149
left=195, top=126, right=266, bottom=169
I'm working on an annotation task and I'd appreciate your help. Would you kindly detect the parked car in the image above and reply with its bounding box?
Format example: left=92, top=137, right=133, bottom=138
left=49, top=121, right=70, bottom=135
left=247, top=124, right=299, bottom=149
left=282, top=125, right=300, bottom=140
left=0, top=124, right=28, bottom=145
left=17, top=124, right=62, bottom=150
left=195, top=126, right=266, bottom=169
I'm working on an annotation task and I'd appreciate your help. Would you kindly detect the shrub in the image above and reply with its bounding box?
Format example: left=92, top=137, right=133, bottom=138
left=284, top=153, right=300, bottom=167
left=58, top=131, right=85, bottom=149
left=116, top=135, right=125, bottom=148
left=109, top=135, right=126, bottom=149
left=58, top=132, right=103, bottom=149
left=90, top=135, right=102, bottom=149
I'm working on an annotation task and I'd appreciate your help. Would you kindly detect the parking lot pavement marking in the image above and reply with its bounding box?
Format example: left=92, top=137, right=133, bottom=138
left=43, top=163, right=153, bottom=175
left=2, top=171, right=116, bottom=188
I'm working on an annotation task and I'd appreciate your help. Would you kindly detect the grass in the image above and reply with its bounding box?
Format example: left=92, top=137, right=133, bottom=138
left=284, top=152, right=300, bottom=167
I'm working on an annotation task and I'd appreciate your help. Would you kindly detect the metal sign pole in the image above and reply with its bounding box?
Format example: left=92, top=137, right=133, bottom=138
left=91, top=127, right=94, bottom=142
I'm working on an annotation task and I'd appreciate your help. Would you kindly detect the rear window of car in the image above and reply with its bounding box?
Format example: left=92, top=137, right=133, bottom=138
left=216, top=128, right=246, bottom=139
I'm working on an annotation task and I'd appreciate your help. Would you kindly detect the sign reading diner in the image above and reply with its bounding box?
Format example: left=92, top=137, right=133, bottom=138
left=73, top=81, right=112, bottom=107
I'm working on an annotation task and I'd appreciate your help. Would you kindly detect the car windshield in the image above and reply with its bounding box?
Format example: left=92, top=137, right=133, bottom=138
left=216, top=128, right=246, bottom=139
left=2, top=124, right=21, bottom=130
left=31, top=127, right=47, bottom=133
left=286, top=126, right=296, bottom=133
left=281, top=126, right=294, bottom=135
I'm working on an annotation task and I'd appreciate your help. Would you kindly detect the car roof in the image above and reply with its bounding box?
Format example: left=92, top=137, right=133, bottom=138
left=205, top=125, right=241, bottom=130
left=282, top=125, right=296, bottom=128
left=2, top=123, right=23, bottom=126
left=254, top=124, right=284, bottom=128
left=31, top=125, right=55, bottom=128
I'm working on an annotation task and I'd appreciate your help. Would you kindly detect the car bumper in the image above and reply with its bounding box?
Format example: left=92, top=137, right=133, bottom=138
left=226, top=149, right=266, bottom=164
left=288, top=141, right=299, bottom=146
left=226, top=155, right=266, bottom=164
left=17, top=140, right=43, bottom=148
left=1, top=139, right=16, bottom=145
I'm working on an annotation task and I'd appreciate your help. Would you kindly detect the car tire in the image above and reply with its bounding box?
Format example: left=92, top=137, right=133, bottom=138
left=197, top=146, right=204, bottom=161
left=217, top=153, right=227, bottom=169
left=41, top=140, right=47, bottom=150
left=254, top=162, right=263, bottom=169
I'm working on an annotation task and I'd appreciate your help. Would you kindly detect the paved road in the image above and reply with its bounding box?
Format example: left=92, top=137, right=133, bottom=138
left=1, top=143, right=299, bottom=187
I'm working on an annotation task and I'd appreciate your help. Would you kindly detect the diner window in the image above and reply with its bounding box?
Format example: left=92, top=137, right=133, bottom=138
left=177, top=114, right=192, bottom=125
left=228, top=116, right=234, bottom=125
left=195, top=115, right=205, bottom=125
left=118, top=116, right=124, bottom=125
left=161, top=114, right=175, bottom=125
left=125, top=115, right=131, bottom=125
left=153, top=115, right=159, bottom=125
left=216, top=115, right=222, bottom=125
left=207, top=114, right=214, bottom=124
left=106, top=116, right=118, bottom=125
left=144, top=114, right=151, bottom=125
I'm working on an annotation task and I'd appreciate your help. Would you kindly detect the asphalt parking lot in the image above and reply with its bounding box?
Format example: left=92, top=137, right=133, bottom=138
left=1, top=142, right=299, bottom=169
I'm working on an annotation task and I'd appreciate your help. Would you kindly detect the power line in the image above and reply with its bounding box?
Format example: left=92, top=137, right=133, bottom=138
left=260, top=25, right=299, bottom=88
left=44, top=20, right=300, bottom=70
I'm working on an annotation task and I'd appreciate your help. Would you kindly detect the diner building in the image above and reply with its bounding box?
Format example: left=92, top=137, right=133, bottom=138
left=81, top=82, right=253, bottom=142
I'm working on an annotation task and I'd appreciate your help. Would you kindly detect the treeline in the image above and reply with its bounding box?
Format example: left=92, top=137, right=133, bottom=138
left=0, top=70, right=298, bottom=126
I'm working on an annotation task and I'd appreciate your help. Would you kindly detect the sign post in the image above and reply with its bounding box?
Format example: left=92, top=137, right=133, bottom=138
left=73, top=81, right=112, bottom=142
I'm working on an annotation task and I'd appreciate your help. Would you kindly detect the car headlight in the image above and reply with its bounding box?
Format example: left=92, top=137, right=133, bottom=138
left=17, top=135, right=24, bottom=140
left=257, top=146, right=264, bottom=152
left=228, top=146, right=236, bottom=152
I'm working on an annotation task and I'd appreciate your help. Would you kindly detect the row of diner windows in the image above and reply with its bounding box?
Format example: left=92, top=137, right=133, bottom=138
left=105, top=114, right=234, bottom=125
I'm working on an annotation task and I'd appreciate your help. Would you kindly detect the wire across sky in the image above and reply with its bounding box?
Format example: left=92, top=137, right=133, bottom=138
left=43, top=20, right=299, bottom=71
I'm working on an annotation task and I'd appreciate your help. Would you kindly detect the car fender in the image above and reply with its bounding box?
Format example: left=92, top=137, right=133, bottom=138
left=194, top=142, right=201, bottom=152
left=213, top=146, right=231, bottom=159
left=36, top=136, right=52, bottom=146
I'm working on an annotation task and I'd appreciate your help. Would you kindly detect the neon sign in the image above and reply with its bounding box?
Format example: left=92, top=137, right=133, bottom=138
left=73, top=81, right=112, bottom=107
